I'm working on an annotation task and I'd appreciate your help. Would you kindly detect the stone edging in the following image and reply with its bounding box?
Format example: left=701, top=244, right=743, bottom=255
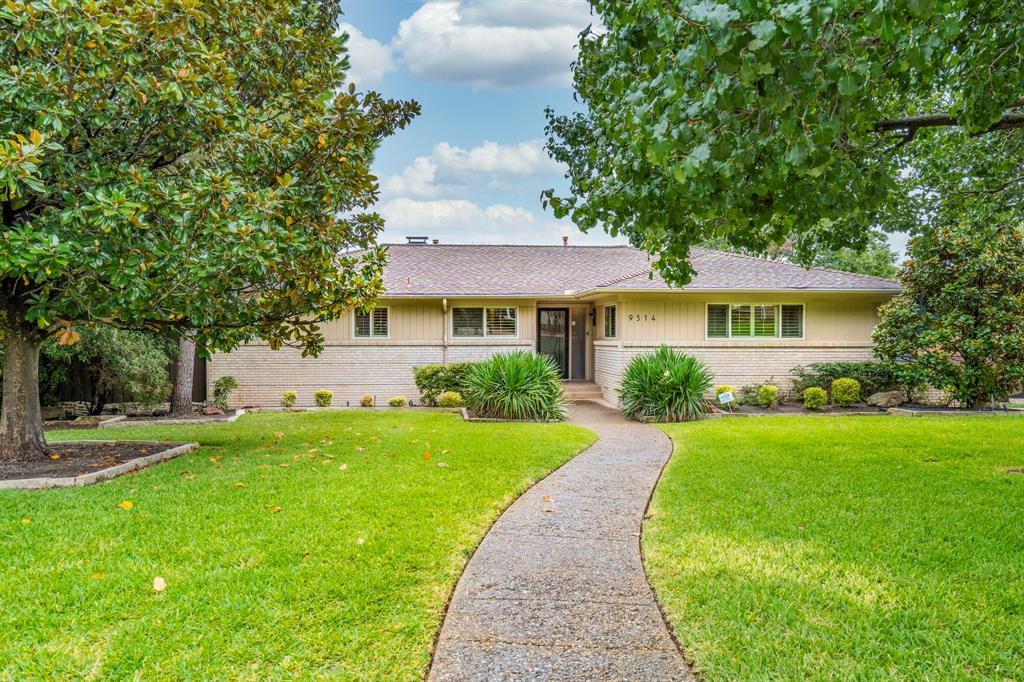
left=0, top=442, right=198, bottom=490
left=888, top=407, right=1024, bottom=417
left=99, top=409, right=247, bottom=428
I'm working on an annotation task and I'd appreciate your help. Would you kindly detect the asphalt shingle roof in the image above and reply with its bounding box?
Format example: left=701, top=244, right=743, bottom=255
left=378, top=244, right=900, bottom=297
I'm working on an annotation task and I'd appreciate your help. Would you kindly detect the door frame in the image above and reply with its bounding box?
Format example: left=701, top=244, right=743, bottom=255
left=536, top=307, right=570, bottom=379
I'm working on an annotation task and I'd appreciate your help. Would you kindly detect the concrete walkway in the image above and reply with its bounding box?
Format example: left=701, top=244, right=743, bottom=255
left=428, top=402, right=695, bottom=681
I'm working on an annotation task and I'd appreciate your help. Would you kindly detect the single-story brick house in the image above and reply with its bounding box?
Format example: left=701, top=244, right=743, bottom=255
left=208, top=240, right=900, bottom=407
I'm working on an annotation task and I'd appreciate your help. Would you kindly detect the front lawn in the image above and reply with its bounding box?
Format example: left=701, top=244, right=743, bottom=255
left=0, top=411, right=594, bottom=680
left=645, top=416, right=1024, bottom=680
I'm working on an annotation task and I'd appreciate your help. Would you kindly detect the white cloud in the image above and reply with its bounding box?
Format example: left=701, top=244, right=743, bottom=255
left=393, top=0, right=596, bottom=89
left=337, top=22, right=395, bottom=88
left=384, top=139, right=562, bottom=199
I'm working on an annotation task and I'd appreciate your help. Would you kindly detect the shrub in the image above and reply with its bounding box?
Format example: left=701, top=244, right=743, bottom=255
left=413, top=363, right=477, bottom=405
left=715, top=385, right=737, bottom=410
left=212, top=375, right=238, bottom=410
left=803, top=387, right=828, bottom=410
left=464, top=351, right=567, bottom=421
left=314, top=390, right=333, bottom=407
left=360, top=394, right=374, bottom=407
left=438, top=391, right=463, bottom=408
left=388, top=396, right=407, bottom=407
left=791, top=361, right=898, bottom=400
left=619, top=346, right=713, bottom=422
left=736, top=385, right=760, bottom=406
left=831, top=378, right=861, bottom=406
left=281, top=390, right=297, bottom=408
left=757, top=384, right=780, bottom=408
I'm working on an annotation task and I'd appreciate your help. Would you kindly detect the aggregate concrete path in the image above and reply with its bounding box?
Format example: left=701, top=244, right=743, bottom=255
left=428, top=402, right=696, bottom=681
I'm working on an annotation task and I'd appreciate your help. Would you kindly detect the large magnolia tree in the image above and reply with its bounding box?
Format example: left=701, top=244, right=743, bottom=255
left=0, top=0, right=418, bottom=460
left=545, top=1, right=1024, bottom=282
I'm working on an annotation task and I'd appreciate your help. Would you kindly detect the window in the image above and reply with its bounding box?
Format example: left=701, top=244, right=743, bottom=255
left=453, top=307, right=518, bottom=337
left=604, top=305, right=617, bottom=338
left=354, top=307, right=388, bottom=338
left=706, top=303, right=803, bottom=339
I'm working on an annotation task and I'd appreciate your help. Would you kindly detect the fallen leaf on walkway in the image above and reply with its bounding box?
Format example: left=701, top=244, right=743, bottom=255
left=543, top=508, right=554, bottom=513
left=542, top=495, right=552, bottom=502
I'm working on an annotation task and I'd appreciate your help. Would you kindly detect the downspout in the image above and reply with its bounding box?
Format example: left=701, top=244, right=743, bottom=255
left=442, top=298, right=448, bottom=364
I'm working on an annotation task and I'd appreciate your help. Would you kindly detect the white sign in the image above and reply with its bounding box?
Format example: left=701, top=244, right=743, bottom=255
left=718, top=391, right=735, bottom=405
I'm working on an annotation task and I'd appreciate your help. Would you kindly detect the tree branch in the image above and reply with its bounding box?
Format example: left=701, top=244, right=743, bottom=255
left=875, top=104, right=1024, bottom=135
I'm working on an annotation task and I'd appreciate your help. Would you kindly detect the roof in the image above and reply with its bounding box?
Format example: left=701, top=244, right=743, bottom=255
left=377, top=244, right=900, bottom=297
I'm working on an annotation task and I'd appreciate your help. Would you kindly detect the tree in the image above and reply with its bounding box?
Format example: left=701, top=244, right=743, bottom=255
left=702, top=229, right=898, bottom=278
left=544, top=1, right=1023, bottom=283
left=170, top=337, right=197, bottom=416
left=873, top=222, right=1024, bottom=408
left=0, top=1, right=418, bottom=459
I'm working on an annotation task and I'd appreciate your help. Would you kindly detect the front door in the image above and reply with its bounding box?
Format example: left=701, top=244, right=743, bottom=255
left=537, top=308, right=569, bottom=379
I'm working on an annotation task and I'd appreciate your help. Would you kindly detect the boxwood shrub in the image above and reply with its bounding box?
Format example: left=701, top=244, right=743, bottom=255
left=437, top=391, right=463, bottom=408
left=803, top=386, right=828, bottom=410
left=619, top=346, right=713, bottom=422
left=463, top=352, right=567, bottom=421
left=314, top=390, right=333, bottom=407
left=757, top=384, right=780, bottom=408
left=831, top=378, right=862, bottom=406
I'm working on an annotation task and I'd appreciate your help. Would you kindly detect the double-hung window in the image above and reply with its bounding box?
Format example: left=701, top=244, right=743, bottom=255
left=453, top=307, right=518, bottom=337
left=706, top=304, right=803, bottom=339
left=603, top=305, right=617, bottom=338
left=354, top=307, right=389, bottom=338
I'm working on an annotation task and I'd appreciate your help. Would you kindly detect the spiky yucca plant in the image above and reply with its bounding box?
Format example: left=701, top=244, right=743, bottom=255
left=619, top=346, right=713, bottom=421
left=464, top=351, right=567, bottom=421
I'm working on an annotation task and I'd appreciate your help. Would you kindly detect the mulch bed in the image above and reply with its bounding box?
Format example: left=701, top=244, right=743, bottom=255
left=717, top=404, right=887, bottom=415
left=0, top=441, right=187, bottom=481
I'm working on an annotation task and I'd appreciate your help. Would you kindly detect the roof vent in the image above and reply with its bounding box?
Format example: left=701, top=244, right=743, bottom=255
left=562, top=236, right=569, bottom=247
left=405, top=236, right=429, bottom=245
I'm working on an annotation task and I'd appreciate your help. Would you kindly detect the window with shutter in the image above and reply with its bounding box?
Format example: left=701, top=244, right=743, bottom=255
left=706, top=304, right=728, bottom=338
left=486, top=307, right=517, bottom=336
left=604, top=306, right=617, bottom=338
left=730, top=305, right=752, bottom=336
left=354, top=308, right=388, bottom=338
left=753, top=305, right=777, bottom=337
left=780, top=304, right=804, bottom=338
left=452, top=308, right=484, bottom=337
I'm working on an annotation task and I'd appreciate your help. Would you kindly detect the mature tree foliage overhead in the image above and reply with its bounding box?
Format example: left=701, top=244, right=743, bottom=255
left=545, top=0, right=1024, bottom=283
left=873, top=222, right=1024, bottom=408
left=0, top=0, right=418, bottom=459
left=702, top=229, right=898, bottom=278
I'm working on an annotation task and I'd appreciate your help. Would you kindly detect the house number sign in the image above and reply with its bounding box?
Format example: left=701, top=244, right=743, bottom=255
left=627, top=314, right=656, bottom=322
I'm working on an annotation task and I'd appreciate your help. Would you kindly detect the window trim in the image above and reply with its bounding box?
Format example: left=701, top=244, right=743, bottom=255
left=603, top=305, right=617, bottom=339
left=705, top=303, right=804, bottom=340
left=451, top=306, right=519, bottom=339
left=353, top=307, right=389, bottom=339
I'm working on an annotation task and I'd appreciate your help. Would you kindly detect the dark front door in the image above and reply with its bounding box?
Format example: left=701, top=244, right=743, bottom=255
left=537, top=308, right=569, bottom=379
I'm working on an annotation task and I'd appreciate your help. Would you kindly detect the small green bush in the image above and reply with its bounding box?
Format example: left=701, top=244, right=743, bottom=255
left=715, top=385, right=737, bottom=410
left=314, top=390, right=333, bottom=407
left=212, top=375, right=238, bottom=410
left=791, top=361, right=898, bottom=400
left=280, top=390, right=297, bottom=408
left=736, top=385, right=760, bottom=406
left=388, top=396, right=407, bottom=407
left=831, top=378, right=861, bottom=406
left=360, top=395, right=374, bottom=408
left=619, top=346, right=713, bottom=422
left=413, top=362, right=477, bottom=405
left=438, top=391, right=463, bottom=408
left=464, top=351, right=567, bottom=421
left=803, top=386, right=828, bottom=410
left=757, top=384, right=780, bottom=408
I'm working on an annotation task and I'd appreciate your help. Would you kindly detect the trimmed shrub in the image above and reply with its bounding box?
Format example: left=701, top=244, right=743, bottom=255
left=791, top=361, right=898, bottom=400
left=715, top=385, right=737, bottom=410
left=360, top=394, right=374, bottom=408
left=464, top=351, right=567, bottom=421
left=281, top=390, right=297, bottom=408
left=388, top=396, right=408, bottom=407
left=413, top=363, right=477, bottom=405
left=438, top=391, right=463, bottom=408
left=831, top=378, right=861, bottom=406
left=314, top=390, right=333, bottom=407
left=212, top=375, right=238, bottom=410
left=803, top=386, right=828, bottom=410
left=619, top=346, right=713, bottom=422
left=757, top=384, right=780, bottom=408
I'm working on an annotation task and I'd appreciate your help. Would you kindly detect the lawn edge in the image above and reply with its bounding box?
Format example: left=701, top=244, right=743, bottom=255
left=640, top=424, right=705, bottom=680
left=422, top=423, right=599, bottom=681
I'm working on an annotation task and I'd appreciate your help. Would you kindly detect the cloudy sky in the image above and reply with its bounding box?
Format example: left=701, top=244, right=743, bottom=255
left=339, top=0, right=622, bottom=246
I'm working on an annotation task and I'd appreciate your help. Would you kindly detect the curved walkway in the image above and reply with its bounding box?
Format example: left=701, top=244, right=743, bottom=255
left=429, top=402, right=696, bottom=681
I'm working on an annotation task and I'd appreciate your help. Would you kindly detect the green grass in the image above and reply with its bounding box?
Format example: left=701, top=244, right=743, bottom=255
left=645, top=416, right=1024, bottom=681
left=0, top=411, right=594, bottom=680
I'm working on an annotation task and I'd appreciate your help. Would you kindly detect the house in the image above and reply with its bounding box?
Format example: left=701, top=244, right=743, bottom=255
left=207, top=239, right=900, bottom=407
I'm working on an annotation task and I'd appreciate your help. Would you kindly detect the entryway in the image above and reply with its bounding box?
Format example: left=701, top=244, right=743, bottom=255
left=537, top=307, right=589, bottom=380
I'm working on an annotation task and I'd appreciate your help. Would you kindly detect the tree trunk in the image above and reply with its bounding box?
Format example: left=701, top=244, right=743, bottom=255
left=0, top=318, right=48, bottom=461
left=169, top=337, right=195, bottom=416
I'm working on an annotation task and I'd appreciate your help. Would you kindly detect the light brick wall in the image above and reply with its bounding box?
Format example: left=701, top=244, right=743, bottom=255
left=593, top=341, right=875, bottom=404
left=207, top=341, right=534, bottom=408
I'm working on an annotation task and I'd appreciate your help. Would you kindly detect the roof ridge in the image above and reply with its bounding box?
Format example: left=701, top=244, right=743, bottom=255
left=699, top=247, right=899, bottom=284
left=383, top=242, right=639, bottom=249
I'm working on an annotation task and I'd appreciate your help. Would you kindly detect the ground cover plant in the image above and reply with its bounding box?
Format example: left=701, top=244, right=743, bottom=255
left=0, top=411, right=594, bottom=679
left=645, top=416, right=1024, bottom=680
left=619, top=346, right=712, bottom=422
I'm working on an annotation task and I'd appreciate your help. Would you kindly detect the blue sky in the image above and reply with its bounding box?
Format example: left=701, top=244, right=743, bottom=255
left=338, top=0, right=623, bottom=246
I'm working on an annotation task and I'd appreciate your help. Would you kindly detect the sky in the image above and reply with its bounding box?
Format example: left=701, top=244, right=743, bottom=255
left=338, top=0, right=622, bottom=246
left=338, top=0, right=908, bottom=256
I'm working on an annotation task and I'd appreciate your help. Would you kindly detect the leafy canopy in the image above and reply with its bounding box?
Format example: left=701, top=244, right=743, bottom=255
left=0, top=0, right=418, bottom=352
left=873, top=222, right=1024, bottom=407
left=545, top=1, right=1024, bottom=283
